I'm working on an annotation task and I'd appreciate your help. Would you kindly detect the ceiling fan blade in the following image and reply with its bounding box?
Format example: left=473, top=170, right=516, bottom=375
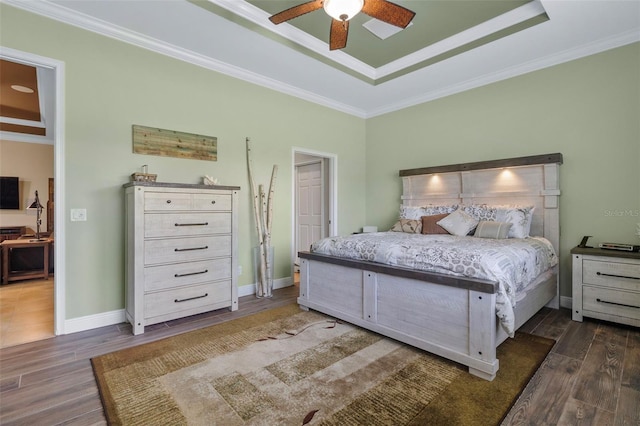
left=361, top=0, right=416, bottom=28
left=329, top=19, right=349, bottom=50
left=269, top=0, right=323, bottom=25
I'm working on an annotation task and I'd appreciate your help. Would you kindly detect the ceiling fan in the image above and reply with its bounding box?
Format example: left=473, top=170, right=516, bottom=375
left=268, top=0, right=416, bottom=50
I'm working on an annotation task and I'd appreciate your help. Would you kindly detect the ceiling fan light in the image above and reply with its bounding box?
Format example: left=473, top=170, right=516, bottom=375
left=323, top=0, right=364, bottom=21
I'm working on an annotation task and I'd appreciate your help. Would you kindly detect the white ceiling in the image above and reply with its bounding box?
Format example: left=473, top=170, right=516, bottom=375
left=3, top=0, right=640, bottom=118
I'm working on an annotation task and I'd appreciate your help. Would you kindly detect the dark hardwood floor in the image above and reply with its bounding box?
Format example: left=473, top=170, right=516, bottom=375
left=0, top=286, right=637, bottom=425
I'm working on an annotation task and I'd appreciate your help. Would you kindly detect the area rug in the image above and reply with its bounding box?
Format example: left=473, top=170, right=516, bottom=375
left=92, top=304, right=554, bottom=425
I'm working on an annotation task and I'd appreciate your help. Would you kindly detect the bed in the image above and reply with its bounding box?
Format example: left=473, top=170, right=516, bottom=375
left=297, top=153, right=562, bottom=381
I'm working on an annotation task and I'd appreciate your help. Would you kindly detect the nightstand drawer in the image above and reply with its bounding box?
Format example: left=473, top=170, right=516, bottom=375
left=583, top=259, right=640, bottom=292
left=583, top=285, right=640, bottom=321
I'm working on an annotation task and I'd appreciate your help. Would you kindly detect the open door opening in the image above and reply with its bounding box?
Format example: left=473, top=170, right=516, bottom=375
left=0, top=48, right=66, bottom=346
left=292, top=149, right=337, bottom=281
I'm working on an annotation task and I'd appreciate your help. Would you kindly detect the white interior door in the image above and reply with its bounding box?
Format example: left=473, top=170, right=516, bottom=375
left=296, top=161, right=323, bottom=266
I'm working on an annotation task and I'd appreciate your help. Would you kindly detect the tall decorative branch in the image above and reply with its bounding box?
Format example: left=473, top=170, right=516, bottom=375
left=246, top=137, right=278, bottom=297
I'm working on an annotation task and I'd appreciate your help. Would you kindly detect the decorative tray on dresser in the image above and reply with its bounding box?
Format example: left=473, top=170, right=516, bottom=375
left=124, top=181, right=240, bottom=335
left=571, top=246, right=640, bottom=327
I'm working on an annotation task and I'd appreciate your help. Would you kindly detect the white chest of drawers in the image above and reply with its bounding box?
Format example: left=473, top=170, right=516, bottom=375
left=571, top=246, right=640, bottom=327
left=124, top=182, right=240, bottom=334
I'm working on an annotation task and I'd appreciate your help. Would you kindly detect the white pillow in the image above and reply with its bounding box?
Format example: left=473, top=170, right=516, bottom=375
left=437, top=209, right=479, bottom=236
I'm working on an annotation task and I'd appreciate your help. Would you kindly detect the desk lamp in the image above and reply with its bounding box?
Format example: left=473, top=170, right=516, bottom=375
left=27, top=190, right=45, bottom=241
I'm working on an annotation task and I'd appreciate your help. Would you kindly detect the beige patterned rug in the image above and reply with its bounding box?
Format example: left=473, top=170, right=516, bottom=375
left=92, top=304, right=554, bottom=425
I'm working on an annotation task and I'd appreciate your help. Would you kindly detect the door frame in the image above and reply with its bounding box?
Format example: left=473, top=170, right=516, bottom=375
left=1, top=47, right=66, bottom=335
left=291, top=148, right=337, bottom=277
left=294, top=159, right=325, bottom=267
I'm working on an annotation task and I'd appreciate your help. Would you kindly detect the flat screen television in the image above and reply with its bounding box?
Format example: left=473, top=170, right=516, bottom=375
left=0, top=176, right=20, bottom=209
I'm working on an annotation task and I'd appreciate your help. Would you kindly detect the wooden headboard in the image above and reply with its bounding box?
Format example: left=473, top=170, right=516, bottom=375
left=399, top=153, right=563, bottom=253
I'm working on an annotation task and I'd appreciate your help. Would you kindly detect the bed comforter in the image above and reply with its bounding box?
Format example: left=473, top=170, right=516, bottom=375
left=310, top=232, right=558, bottom=336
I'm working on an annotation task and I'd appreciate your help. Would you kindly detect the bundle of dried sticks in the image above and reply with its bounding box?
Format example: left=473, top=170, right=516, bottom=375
left=246, top=137, right=278, bottom=297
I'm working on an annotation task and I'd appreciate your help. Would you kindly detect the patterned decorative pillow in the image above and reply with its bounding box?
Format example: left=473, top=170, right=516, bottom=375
left=474, top=221, right=513, bottom=239
left=421, top=214, right=450, bottom=234
left=389, top=218, right=423, bottom=233
left=463, top=204, right=535, bottom=238
left=436, top=209, right=479, bottom=236
left=495, top=205, right=535, bottom=238
left=462, top=204, right=497, bottom=221
left=399, top=204, right=458, bottom=220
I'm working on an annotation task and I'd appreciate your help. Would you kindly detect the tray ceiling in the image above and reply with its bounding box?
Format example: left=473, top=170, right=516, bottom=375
left=217, top=0, right=546, bottom=82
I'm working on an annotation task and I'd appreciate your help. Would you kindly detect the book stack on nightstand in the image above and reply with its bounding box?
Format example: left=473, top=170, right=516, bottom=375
left=571, top=246, right=640, bottom=327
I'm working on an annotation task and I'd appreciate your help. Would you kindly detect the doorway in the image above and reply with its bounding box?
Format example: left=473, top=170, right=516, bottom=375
left=0, top=47, right=66, bottom=345
left=292, top=149, right=337, bottom=278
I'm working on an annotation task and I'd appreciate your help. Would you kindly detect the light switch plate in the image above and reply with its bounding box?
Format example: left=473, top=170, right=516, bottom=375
left=70, top=208, right=87, bottom=222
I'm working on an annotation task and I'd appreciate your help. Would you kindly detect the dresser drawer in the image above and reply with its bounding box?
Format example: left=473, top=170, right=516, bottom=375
left=583, top=259, right=640, bottom=292
left=192, top=193, right=231, bottom=211
left=144, top=281, right=232, bottom=320
left=583, top=285, right=640, bottom=321
left=144, top=191, right=231, bottom=212
left=145, top=212, right=231, bottom=238
left=144, top=258, right=231, bottom=292
left=145, top=192, right=191, bottom=211
left=144, top=235, right=231, bottom=265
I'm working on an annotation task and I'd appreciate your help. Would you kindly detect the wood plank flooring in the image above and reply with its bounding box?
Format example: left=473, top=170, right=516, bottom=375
left=0, top=278, right=54, bottom=348
left=1, top=285, right=638, bottom=425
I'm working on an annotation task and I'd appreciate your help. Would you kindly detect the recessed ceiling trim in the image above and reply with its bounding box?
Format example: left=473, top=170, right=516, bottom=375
left=209, top=0, right=377, bottom=78
left=211, top=0, right=547, bottom=82
left=375, top=0, right=547, bottom=78
left=0, top=116, right=46, bottom=128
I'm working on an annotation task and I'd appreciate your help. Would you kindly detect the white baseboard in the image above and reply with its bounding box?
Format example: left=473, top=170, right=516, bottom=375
left=64, top=309, right=126, bottom=334
left=63, top=277, right=295, bottom=334
left=238, top=276, right=294, bottom=297
left=560, top=296, right=572, bottom=310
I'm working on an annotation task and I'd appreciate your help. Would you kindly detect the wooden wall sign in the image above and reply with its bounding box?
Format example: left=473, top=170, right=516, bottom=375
left=132, top=125, right=217, bottom=161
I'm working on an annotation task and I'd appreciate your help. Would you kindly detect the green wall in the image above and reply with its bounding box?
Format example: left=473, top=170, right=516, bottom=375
left=0, top=5, right=367, bottom=319
left=366, top=43, right=640, bottom=298
left=2, top=4, right=638, bottom=321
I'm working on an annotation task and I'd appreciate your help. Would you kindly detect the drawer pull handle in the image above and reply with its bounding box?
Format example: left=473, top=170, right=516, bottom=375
left=211, top=200, right=216, bottom=204
left=596, top=272, right=640, bottom=280
left=596, top=298, right=640, bottom=309
left=175, top=222, right=209, bottom=227
left=175, top=293, right=208, bottom=303
left=166, top=200, right=171, bottom=204
left=174, top=246, right=209, bottom=252
left=174, top=269, right=208, bottom=278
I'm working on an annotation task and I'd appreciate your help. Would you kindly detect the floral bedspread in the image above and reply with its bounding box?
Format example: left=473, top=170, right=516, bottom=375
left=310, top=232, right=558, bottom=336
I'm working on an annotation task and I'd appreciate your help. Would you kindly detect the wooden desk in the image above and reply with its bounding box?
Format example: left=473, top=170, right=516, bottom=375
left=1, top=239, right=51, bottom=285
left=0, top=226, right=26, bottom=242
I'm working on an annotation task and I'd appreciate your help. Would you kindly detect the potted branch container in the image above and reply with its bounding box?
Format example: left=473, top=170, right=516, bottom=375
left=253, top=246, right=274, bottom=298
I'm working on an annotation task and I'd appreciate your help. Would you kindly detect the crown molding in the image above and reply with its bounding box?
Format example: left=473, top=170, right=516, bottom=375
left=366, top=28, right=640, bottom=118
left=2, top=0, right=637, bottom=119
left=2, top=0, right=368, bottom=118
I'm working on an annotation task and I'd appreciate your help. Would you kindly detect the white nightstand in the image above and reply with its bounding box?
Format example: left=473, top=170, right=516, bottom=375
left=571, top=246, right=640, bottom=327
